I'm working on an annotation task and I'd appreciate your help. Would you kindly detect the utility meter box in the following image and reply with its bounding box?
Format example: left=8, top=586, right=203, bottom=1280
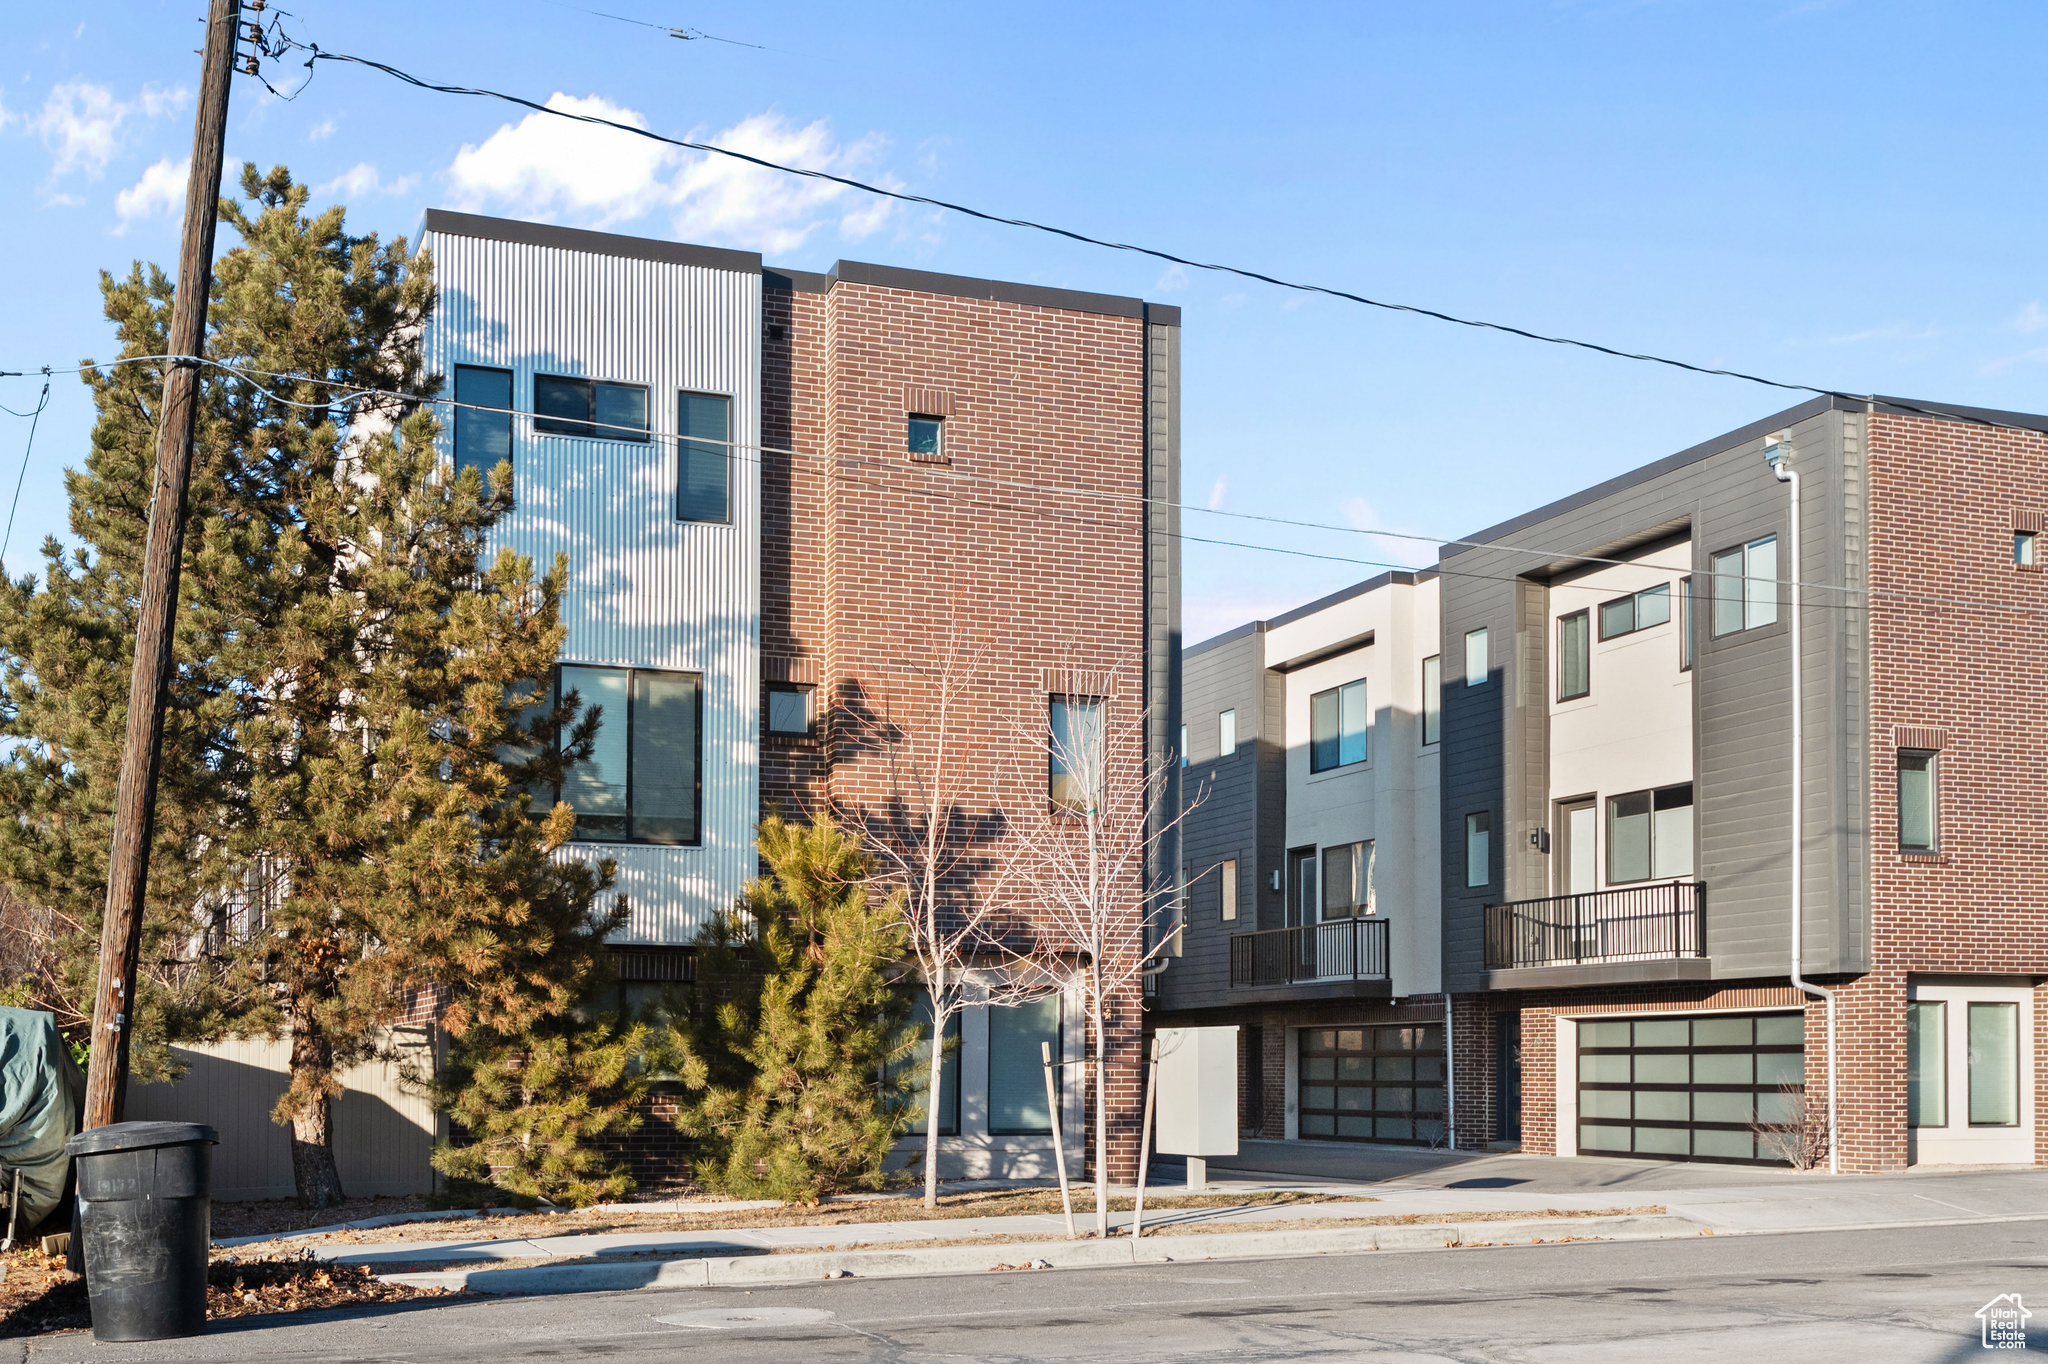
left=1154, top=1025, right=1239, bottom=1158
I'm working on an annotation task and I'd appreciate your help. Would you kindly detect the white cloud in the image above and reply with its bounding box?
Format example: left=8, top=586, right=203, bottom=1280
left=1342, top=497, right=1439, bottom=568
left=30, top=80, right=186, bottom=181
left=1979, top=346, right=2048, bottom=379
left=1206, top=477, right=1226, bottom=511
left=2015, top=301, right=2047, bottom=334
left=314, top=162, right=420, bottom=200
left=307, top=117, right=338, bottom=142
left=446, top=95, right=899, bottom=255
left=1155, top=264, right=1188, bottom=293
left=113, top=155, right=187, bottom=231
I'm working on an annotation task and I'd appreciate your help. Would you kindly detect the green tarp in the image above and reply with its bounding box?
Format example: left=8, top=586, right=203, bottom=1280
left=0, top=1006, right=85, bottom=1231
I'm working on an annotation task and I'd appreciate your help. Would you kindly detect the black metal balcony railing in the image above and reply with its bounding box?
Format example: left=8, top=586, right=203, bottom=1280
left=1230, top=916, right=1391, bottom=988
left=1484, top=880, right=1705, bottom=971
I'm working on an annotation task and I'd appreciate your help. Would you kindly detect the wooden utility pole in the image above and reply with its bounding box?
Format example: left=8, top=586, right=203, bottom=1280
left=81, top=0, right=242, bottom=1130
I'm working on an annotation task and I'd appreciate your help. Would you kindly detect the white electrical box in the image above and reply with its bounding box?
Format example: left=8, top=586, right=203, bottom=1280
left=1154, top=1025, right=1239, bottom=1157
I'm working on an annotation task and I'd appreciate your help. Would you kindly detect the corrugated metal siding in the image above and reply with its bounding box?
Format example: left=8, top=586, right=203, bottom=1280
left=424, top=232, right=761, bottom=945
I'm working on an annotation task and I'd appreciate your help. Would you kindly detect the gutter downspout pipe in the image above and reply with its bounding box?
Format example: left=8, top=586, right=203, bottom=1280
left=1766, top=437, right=1839, bottom=1175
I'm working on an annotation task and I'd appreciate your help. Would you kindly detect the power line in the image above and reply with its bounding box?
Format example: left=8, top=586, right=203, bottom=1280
left=543, top=1, right=768, bottom=48
left=276, top=43, right=2048, bottom=442
left=0, top=374, right=50, bottom=573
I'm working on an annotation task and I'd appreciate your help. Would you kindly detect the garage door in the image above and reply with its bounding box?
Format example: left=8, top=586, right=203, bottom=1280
left=1577, top=1012, right=1804, bottom=1163
left=1298, top=1024, right=1447, bottom=1145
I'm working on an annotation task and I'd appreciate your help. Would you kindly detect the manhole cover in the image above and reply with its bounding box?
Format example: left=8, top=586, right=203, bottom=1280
left=654, top=1307, right=836, bottom=1330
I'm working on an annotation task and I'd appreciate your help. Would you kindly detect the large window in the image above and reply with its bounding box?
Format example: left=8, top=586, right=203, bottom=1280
left=548, top=664, right=702, bottom=844
left=676, top=392, right=732, bottom=523
left=898, top=995, right=960, bottom=1136
left=1907, top=1001, right=1946, bottom=1128
left=1558, top=611, right=1590, bottom=701
left=1710, top=534, right=1779, bottom=636
left=988, top=996, right=1061, bottom=1134
left=1048, top=695, right=1103, bottom=811
left=1599, top=583, right=1671, bottom=640
left=453, top=365, right=513, bottom=482
left=1898, top=750, right=1938, bottom=853
left=1421, top=655, right=1441, bottom=745
left=1310, top=679, right=1368, bottom=772
left=1968, top=1002, right=2020, bottom=1127
left=1465, top=812, right=1491, bottom=888
left=1464, top=628, right=1490, bottom=687
left=534, top=374, right=650, bottom=441
left=1322, top=841, right=1375, bottom=918
left=1606, top=783, right=1694, bottom=883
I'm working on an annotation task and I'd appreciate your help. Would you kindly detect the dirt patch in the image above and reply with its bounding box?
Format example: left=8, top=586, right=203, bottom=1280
left=255, top=1188, right=1374, bottom=1250
left=2, top=1246, right=468, bottom=1339
left=211, top=1195, right=432, bottom=1241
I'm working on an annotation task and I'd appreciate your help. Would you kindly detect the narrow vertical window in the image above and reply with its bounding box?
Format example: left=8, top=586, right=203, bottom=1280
left=1907, top=1001, right=1946, bottom=1128
left=1607, top=791, right=1652, bottom=884
left=1710, top=547, right=1745, bottom=637
left=1968, top=1002, right=2019, bottom=1127
left=1179, top=723, right=1188, bottom=769
left=898, top=996, right=960, bottom=1136
left=1465, top=812, right=1491, bottom=888
left=1897, top=750, right=1937, bottom=853
left=677, top=392, right=732, bottom=523
left=558, top=665, right=630, bottom=840
left=1421, top=655, right=1441, bottom=745
left=1219, top=858, right=1238, bottom=921
left=1558, top=611, right=1590, bottom=701
left=1049, top=695, right=1104, bottom=810
left=453, top=365, right=513, bottom=483
left=1464, top=628, right=1489, bottom=687
left=2017, top=531, right=2039, bottom=566
left=1679, top=575, right=1694, bottom=670
left=1218, top=709, right=1237, bottom=757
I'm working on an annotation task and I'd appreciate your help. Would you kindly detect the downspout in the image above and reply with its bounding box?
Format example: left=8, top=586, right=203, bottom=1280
left=1444, top=995, right=1456, bottom=1151
left=1766, top=438, right=1839, bottom=1175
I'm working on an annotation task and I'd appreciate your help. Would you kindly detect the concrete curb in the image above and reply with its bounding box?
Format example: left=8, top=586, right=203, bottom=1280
left=376, top=1214, right=1706, bottom=1296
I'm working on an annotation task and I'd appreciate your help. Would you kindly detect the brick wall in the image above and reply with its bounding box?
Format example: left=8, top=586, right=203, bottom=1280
left=1863, top=411, right=2048, bottom=1171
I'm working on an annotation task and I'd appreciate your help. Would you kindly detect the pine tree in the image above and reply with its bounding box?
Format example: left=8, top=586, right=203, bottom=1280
left=677, top=816, right=916, bottom=1203
left=0, top=166, right=626, bottom=1207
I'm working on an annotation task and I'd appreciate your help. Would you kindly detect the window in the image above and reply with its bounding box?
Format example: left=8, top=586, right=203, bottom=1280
left=1598, top=583, right=1671, bottom=641
left=1219, top=858, right=1238, bottom=921
left=1465, top=812, right=1491, bottom=888
left=1464, top=628, right=1489, bottom=687
left=1557, top=611, right=1590, bottom=701
left=1218, top=709, right=1238, bottom=757
left=907, top=415, right=944, bottom=460
left=1898, top=750, right=1937, bottom=853
left=453, top=365, right=513, bottom=482
left=898, top=995, right=960, bottom=1136
left=988, top=996, right=1061, bottom=1134
left=766, top=683, right=813, bottom=736
left=1322, top=841, right=1375, bottom=917
left=1710, top=534, right=1778, bottom=636
left=1907, top=1001, right=1946, bottom=1128
left=1179, top=723, right=1188, bottom=769
left=1968, top=1002, right=2019, bottom=1127
left=1605, top=783, right=1694, bottom=883
left=1679, top=575, right=1694, bottom=670
left=549, top=665, right=701, bottom=844
left=533, top=374, right=650, bottom=441
left=676, top=392, right=731, bottom=523
left=2018, top=531, right=2039, bottom=566
left=1421, top=655, right=1441, bottom=745
left=1309, top=679, right=1368, bottom=772
left=1048, top=695, right=1103, bottom=810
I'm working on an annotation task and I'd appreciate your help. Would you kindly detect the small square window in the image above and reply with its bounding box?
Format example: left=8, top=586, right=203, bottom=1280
left=766, top=683, right=813, bottom=736
left=2016, top=531, right=2038, bottom=566
left=908, top=415, right=944, bottom=459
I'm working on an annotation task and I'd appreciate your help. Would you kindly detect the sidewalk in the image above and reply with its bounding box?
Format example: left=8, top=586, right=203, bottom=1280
left=215, top=1159, right=2048, bottom=1297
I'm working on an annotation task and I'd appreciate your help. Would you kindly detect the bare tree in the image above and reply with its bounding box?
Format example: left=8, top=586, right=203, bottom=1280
left=832, top=617, right=1048, bottom=1209
left=1751, top=1082, right=1830, bottom=1169
left=996, top=661, right=1192, bottom=1238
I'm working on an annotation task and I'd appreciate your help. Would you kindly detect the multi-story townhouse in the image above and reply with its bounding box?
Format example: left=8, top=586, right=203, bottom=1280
left=1150, top=570, right=1444, bottom=1150
left=418, top=210, right=1180, bottom=1187
left=1441, top=395, right=2048, bottom=1171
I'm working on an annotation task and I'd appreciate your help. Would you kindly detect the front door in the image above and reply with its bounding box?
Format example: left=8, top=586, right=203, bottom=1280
left=1287, top=847, right=1318, bottom=928
left=1908, top=982, right=2034, bottom=1165
left=1496, top=1013, right=1522, bottom=1142
left=1556, top=799, right=1597, bottom=896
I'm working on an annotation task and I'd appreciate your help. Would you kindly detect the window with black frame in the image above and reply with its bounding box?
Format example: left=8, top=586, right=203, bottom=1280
left=677, top=392, right=731, bottom=522
left=533, top=375, right=650, bottom=442
left=1558, top=610, right=1590, bottom=700
left=545, top=664, right=702, bottom=844
left=454, top=365, right=514, bottom=483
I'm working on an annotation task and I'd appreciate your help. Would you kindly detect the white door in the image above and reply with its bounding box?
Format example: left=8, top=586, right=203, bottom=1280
left=1567, top=805, right=1597, bottom=894
left=1907, top=982, right=2034, bottom=1166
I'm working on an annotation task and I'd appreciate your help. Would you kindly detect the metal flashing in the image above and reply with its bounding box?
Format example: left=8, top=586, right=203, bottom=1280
left=421, top=209, right=762, bottom=274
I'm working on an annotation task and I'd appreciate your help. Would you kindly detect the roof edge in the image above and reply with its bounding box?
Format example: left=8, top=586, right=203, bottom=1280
left=420, top=209, right=762, bottom=274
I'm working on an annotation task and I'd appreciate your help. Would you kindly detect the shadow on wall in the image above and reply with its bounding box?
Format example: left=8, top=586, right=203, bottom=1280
left=125, top=1031, right=438, bottom=1202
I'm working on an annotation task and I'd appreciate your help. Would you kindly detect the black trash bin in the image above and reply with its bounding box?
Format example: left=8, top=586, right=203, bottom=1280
left=63, top=1121, right=218, bottom=1342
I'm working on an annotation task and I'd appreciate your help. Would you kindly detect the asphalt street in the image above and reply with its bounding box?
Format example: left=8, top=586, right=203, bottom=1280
left=17, top=1220, right=2046, bottom=1362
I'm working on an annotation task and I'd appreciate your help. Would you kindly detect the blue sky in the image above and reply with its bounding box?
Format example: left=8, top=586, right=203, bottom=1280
left=3, top=1, right=2045, bottom=644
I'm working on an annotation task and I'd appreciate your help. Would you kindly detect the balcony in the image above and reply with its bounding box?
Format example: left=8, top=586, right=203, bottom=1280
left=1229, top=916, right=1391, bottom=1000
left=1483, top=880, right=1708, bottom=987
